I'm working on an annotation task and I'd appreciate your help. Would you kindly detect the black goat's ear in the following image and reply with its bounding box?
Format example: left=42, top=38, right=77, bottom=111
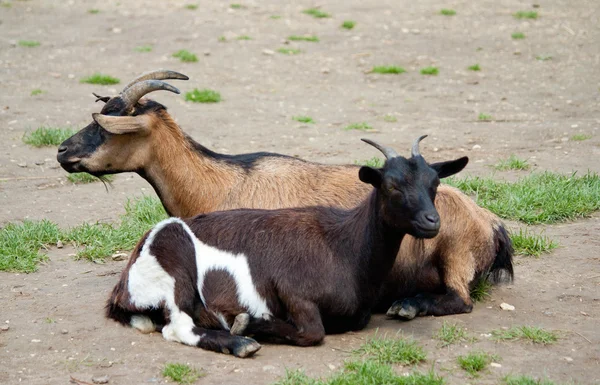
left=430, top=156, right=469, bottom=179
left=359, top=166, right=383, bottom=188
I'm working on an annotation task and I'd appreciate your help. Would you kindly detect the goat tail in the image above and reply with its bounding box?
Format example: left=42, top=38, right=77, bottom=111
left=488, top=222, right=515, bottom=284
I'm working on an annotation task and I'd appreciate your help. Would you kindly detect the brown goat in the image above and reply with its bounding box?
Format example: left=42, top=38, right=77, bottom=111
left=58, top=70, right=513, bottom=319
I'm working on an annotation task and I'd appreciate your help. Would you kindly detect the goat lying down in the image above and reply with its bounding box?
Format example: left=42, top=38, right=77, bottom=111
left=107, top=138, right=469, bottom=357
left=58, top=70, right=514, bottom=319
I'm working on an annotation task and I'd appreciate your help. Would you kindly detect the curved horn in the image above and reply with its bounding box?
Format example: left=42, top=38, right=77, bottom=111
left=411, top=135, right=428, bottom=158
left=120, top=80, right=181, bottom=109
left=361, top=138, right=399, bottom=160
left=122, top=69, right=189, bottom=92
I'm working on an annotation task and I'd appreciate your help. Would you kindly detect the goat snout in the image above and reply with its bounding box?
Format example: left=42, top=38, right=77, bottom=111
left=57, top=145, right=68, bottom=154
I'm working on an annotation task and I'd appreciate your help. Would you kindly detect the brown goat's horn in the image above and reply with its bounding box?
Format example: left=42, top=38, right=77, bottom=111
left=411, top=135, right=428, bottom=158
left=120, top=80, right=181, bottom=109
left=122, top=69, right=189, bottom=92
left=361, top=138, right=399, bottom=160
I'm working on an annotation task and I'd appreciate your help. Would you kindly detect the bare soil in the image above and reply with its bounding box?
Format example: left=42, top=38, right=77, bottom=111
left=1, top=1, right=599, bottom=384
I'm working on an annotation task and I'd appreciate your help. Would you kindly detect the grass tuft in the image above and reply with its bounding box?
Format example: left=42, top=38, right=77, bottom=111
left=491, top=326, right=558, bottom=344
left=88, top=8, right=100, bottom=14
left=457, top=351, right=496, bottom=377
left=185, top=88, right=221, bottom=103
left=23, top=127, right=76, bottom=147
left=440, top=9, right=456, bottom=16
left=504, top=375, right=557, bottom=385
left=383, top=114, right=398, bottom=122
left=162, top=363, right=203, bottom=384
left=0, top=220, right=61, bottom=272
left=18, top=40, right=40, bottom=47
left=277, top=48, right=302, bottom=55
left=270, top=15, right=282, bottom=20
left=436, top=321, right=471, bottom=346
left=341, top=20, right=356, bottom=30
left=478, top=113, right=493, bottom=121
left=288, top=35, right=319, bottom=42
left=420, top=66, right=439, bottom=75
left=185, top=4, right=198, bottom=10
left=67, top=173, right=115, bottom=185
left=355, top=157, right=384, bottom=168
left=345, top=122, right=373, bottom=131
left=80, top=73, right=120, bottom=85
left=135, top=45, right=153, bottom=52
left=303, top=8, right=330, bottom=18
left=512, top=32, right=526, bottom=39
left=31, top=88, right=44, bottom=96
left=470, top=278, right=493, bottom=302
left=354, top=335, right=427, bottom=365
left=467, top=64, right=481, bottom=71
left=172, top=49, right=198, bottom=63
left=514, top=11, right=538, bottom=19
left=494, top=155, right=530, bottom=171
left=237, top=35, right=252, bottom=40
left=570, top=133, right=592, bottom=141
left=536, top=55, right=553, bottom=61
left=230, top=3, right=245, bottom=9
left=292, top=116, right=314, bottom=124
left=511, top=229, right=557, bottom=257
left=372, top=66, right=406, bottom=74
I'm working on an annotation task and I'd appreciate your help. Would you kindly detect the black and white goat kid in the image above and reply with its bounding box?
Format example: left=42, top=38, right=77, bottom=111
left=106, top=136, right=469, bottom=357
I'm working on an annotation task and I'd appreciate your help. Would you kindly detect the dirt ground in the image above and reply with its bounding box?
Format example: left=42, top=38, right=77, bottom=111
left=1, top=0, right=599, bottom=384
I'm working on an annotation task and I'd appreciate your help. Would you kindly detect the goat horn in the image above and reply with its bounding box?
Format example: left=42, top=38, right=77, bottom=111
left=411, top=135, right=428, bottom=158
left=120, top=80, right=181, bottom=109
left=122, top=69, right=189, bottom=92
left=361, top=138, right=399, bottom=160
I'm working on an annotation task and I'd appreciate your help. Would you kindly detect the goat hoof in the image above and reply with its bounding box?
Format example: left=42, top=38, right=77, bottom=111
left=232, top=337, right=261, bottom=358
left=230, top=313, right=250, bottom=336
left=397, top=304, right=418, bottom=320
left=386, top=301, right=403, bottom=317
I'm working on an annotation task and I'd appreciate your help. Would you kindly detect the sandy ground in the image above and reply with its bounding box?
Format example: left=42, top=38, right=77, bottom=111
left=0, top=0, right=599, bottom=384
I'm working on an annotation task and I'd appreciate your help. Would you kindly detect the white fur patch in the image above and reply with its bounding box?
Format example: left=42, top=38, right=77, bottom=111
left=130, top=315, right=155, bottom=334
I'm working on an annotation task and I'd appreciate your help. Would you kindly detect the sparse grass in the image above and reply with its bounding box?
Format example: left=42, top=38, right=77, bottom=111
left=0, top=220, right=61, bottom=272
left=514, top=11, right=538, bottom=19
left=504, top=375, right=557, bottom=385
left=536, top=55, right=553, bottom=61
left=288, top=35, right=319, bottom=42
left=67, top=173, right=115, bottom=185
left=420, top=66, right=439, bottom=75
left=570, top=133, right=592, bottom=141
left=218, top=36, right=227, bottom=42
left=236, top=35, right=252, bottom=40
left=277, top=48, right=301, bottom=55
left=45, top=317, right=55, bottom=323
left=162, top=363, right=203, bottom=384
left=292, top=116, right=314, bottom=124
left=185, top=4, right=198, bottom=10
left=467, top=64, right=481, bottom=71
left=511, top=229, right=558, bottom=257
left=470, top=278, right=493, bottom=302
left=512, top=32, right=526, bottom=39
left=30, top=88, right=44, bottom=96
left=18, top=40, right=40, bottom=47
left=135, top=45, right=153, bottom=52
left=440, top=9, right=456, bottom=16
left=172, top=49, right=198, bottom=63
left=478, top=113, right=493, bottom=121
left=1, top=2, right=12, bottom=8
left=457, top=351, right=496, bottom=377
left=445, top=172, right=600, bottom=224
left=491, top=326, right=558, bottom=344
left=88, top=8, right=100, bottom=14
left=355, top=157, right=384, bottom=168
left=80, top=73, right=120, bottom=85
left=341, top=20, right=356, bottom=30
left=230, top=3, right=245, bottom=9
left=23, top=127, right=76, bottom=147
left=494, top=155, right=530, bottom=171
left=436, top=321, right=471, bottom=347
left=372, top=66, right=406, bottom=74
left=344, top=122, right=373, bottom=131
left=185, top=88, right=221, bottom=103
left=354, top=335, right=427, bottom=365
left=303, top=8, right=330, bottom=19
left=383, top=114, right=398, bottom=122
left=270, top=15, right=281, bottom=20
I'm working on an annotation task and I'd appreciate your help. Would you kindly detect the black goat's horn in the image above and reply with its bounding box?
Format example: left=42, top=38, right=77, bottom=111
left=411, top=135, right=428, bottom=158
left=120, top=80, right=181, bottom=109
left=122, top=69, right=189, bottom=92
left=361, top=138, right=399, bottom=159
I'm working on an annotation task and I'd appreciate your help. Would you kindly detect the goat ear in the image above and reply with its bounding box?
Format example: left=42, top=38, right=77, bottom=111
left=359, top=166, right=383, bottom=188
left=92, top=113, right=151, bottom=135
left=430, top=156, right=469, bottom=179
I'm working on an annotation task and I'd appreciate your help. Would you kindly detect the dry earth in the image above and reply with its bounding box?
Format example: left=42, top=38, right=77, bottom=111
left=0, top=0, right=599, bottom=384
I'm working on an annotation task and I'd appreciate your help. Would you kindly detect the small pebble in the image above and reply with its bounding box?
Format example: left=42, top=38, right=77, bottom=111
left=327, top=364, right=336, bottom=370
left=203, top=50, right=210, bottom=56
left=0, top=325, right=9, bottom=332
left=262, top=49, right=275, bottom=55
left=17, top=162, right=27, bottom=168
left=490, top=362, right=502, bottom=368
left=262, top=365, right=276, bottom=372
left=31, top=339, right=41, bottom=343
left=321, top=68, right=330, bottom=74
left=61, top=329, right=68, bottom=335
left=563, top=356, right=573, bottom=362
left=56, top=240, right=64, bottom=249
left=92, top=375, right=110, bottom=384
left=111, top=253, right=128, bottom=261
left=35, top=160, right=45, bottom=165
left=500, top=302, right=515, bottom=311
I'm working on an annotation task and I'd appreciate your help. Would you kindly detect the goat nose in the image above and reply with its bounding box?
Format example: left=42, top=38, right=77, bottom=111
left=425, top=213, right=439, bottom=224
left=57, top=145, right=67, bottom=153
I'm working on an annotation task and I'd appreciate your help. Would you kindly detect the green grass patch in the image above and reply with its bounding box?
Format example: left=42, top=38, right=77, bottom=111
left=383, top=114, right=397, bottom=122
left=420, top=66, right=439, bottom=75
left=88, top=8, right=100, bottom=14
left=292, top=116, right=314, bottom=124
left=570, top=133, right=592, bottom=141
left=355, top=157, right=384, bottom=168
left=0, top=220, right=61, bottom=272
left=23, top=127, right=76, bottom=147
left=172, top=49, right=198, bottom=63
left=303, top=8, right=330, bottom=18
left=162, top=363, right=203, bottom=384
left=446, top=172, right=600, bottom=224
left=536, top=55, right=553, bottom=61
left=504, top=375, right=557, bottom=385
left=18, top=40, right=40, bottom=47
left=494, top=155, right=530, bottom=171
left=80, top=73, right=120, bottom=85
left=512, top=32, right=526, bottom=39
left=491, top=326, right=558, bottom=344
left=288, top=35, right=319, bottom=42
left=1, top=2, right=12, bottom=8
left=277, top=48, right=302, bottom=55
left=457, top=351, right=496, bottom=377
left=237, top=35, right=252, bottom=40
left=440, top=9, right=456, bottom=16
left=470, top=278, right=493, bottom=302
left=30, top=88, right=44, bottom=96
left=134, top=45, right=153, bottom=52
left=344, top=122, right=373, bottom=131
left=467, top=64, right=481, bottom=71
left=435, top=321, right=471, bottom=347
left=354, top=335, right=427, bottom=365
left=514, top=11, right=538, bottom=19
left=478, top=113, right=493, bottom=121
left=372, top=66, right=406, bottom=74
left=185, top=88, right=221, bottom=103
left=230, top=3, right=245, bottom=9
left=270, top=15, right=282, bottom=20
left=341, top=20, right=356, bottom=30
left=185, top=4, right=198, bottom=10
left=67, top=173, right=115, bottom=185
left=511, top=228, right=557, bottom=257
